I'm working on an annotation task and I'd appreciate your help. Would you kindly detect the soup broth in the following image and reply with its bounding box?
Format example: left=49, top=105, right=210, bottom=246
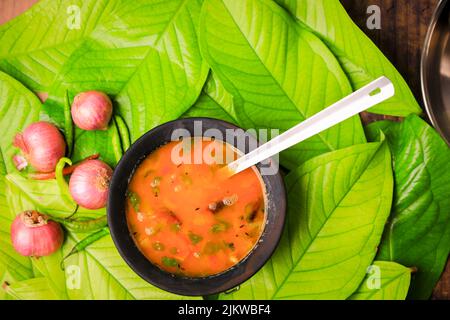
left=126, top=139, right=266, bottom=277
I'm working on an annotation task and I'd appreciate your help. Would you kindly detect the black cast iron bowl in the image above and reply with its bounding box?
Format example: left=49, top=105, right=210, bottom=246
left=107, top=118, right=286, bottom=296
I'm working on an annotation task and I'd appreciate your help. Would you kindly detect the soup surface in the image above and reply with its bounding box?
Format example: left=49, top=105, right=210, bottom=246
left=126, top=139, right=266, bottom=277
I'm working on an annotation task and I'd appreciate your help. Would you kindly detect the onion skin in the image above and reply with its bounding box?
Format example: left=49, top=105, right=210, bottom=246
left=13, top=121, right=66, bottom=173
left=11, top=211, right=63, bottom=257
left=13, top=155, right=28, bottom=171
left=69, top=160, right=113, bottom=209
left=71, top=91, right=113, bottom=131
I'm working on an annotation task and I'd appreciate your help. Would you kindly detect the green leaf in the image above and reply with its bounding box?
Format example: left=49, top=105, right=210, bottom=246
left=274, top=0, right=422, bottom=117
left=183, top=72, right=239, bottom=124
left=31, top=253, right=69, bottom=300
left=6, top=173, right=196, bottom=300
left=71, top=122, right=123, bottom=168
left=1, top=0, right=209, bottom=143
left=0, top=71, right=39, bottom=287
left=183, top=92, right=237, bottom=124
left=46, top=0, right=208, bottom=142
left=0, top=71, right=41, bottom=172
left=6, top=173, right=77, bottom=219
left=204, top=72, right=238, bottom=121
left=3, top=181, right=82, bottom=298
left=61, top=234, right=196, bottom=300
left=27, top=0, right=208, bottom=166
left=5, top=172, right=103, bottom=222
left=28, top=231, right=187, bottom=300
left=0, top=162, right=33, bottom=285
left=221, top=140, right=393, bottom=299
left=0, top=0, right=118, bottom=91
left=0, top=269, right=22, bottom=300
left=0, top=180, right=34, bottom=292
left=367, top=115, right=450, bottom=299
left=3, top=277, right=59, bottom=300
left=1, top=180, right=35, bottom=283
left=349, top=261, right=411, bottom=300
left=199, top=0, right=366, bottom=169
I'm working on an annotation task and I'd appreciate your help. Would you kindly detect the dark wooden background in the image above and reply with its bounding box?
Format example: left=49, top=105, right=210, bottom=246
left=342, top=0, right=449, bottom=300
left=343, top=0, right=438, bottom=108
left=0, top=0, right=448, bottom=299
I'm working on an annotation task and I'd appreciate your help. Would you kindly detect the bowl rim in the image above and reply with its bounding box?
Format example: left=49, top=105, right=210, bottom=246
left=107, top=117, right=287, bottom=296
left=421, top=0, right=450, bottom=146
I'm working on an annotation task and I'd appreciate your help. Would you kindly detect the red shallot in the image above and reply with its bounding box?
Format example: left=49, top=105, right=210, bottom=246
left=71, top=91, right=113, bottom=131
left=11, top=211, right=63, bottom=257
left=69, top=159, right=113, bottom=209
left=13, top=121, right=66, bottom=173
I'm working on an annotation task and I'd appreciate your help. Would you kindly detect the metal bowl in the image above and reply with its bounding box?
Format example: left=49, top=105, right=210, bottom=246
left=421, top=0, right=450, bottom=145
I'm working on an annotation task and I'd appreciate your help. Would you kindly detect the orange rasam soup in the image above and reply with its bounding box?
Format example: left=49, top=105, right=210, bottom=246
left=125, top=139, right=267, bottom=277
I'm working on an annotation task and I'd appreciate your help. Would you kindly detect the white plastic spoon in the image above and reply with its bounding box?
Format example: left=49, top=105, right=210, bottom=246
left=224, top=76, right=395, bottom=176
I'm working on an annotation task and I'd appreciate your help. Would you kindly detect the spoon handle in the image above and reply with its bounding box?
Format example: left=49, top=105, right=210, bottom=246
left=227, top=76, right=395, bottom=175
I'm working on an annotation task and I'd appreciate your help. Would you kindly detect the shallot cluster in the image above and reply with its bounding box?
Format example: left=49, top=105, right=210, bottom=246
left=10, top=90, right=116, bottom=258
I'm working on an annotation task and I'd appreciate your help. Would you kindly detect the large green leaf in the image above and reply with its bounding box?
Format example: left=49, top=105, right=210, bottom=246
left=4, top=174, right=195, bottom=300
left=71, top=123, right=123, bottom=168
left=6, top=173, right=78, bottom=219
left=0, top=0, right=209, bottom=142
left=4, top=175, right=76, bottom=300
left=0, top=71, right=39, bottom=290
left=0, top=269, right=22, bottom=300
left=0, top=164, right=34, bottom=294
left=221, top=140, right=393, bottom=299
left=6, top=172, right=105, bottom=220
left=24, top=233, right=194, bottom=300
left=45, top=0, right=208, bottom=142
left=367, top=115, right=450, bottom=299
left=0, top=71, right=41, bottom=172
left=2, top=277, right=59, bottom=300
left=349, top=261, right=411, bottom=300
left=183, top=92, right=237, bottom=124
left=0, top=0, right=116, bottom=91
left=0, top=67, right=179, bottom=299
left=183, top=73, right=238, bottom=124
left=199, top=0, right=366, bottom=169
left=274, top=0, right=421, bottom=117
left=31, top=252, right=69, bottom=300
left=202, top=72, right=238, bottom=121
left=64, top=234, right=198, bottom=300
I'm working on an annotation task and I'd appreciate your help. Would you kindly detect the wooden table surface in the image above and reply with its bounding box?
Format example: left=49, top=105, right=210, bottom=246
left=0, top=0, right=448, bottom=300
left=342, top=0, right=449, bottom=300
